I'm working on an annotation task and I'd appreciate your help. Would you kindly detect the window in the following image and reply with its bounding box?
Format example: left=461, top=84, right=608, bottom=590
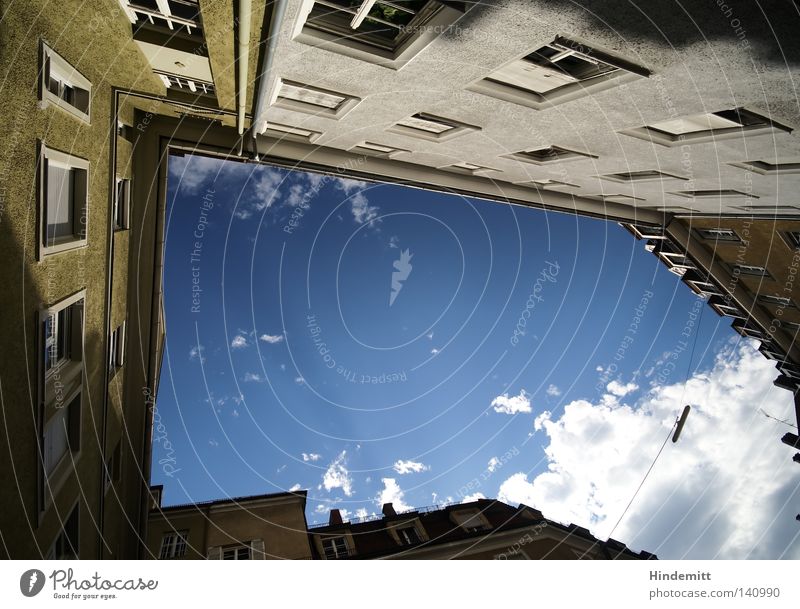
left=783, top=231, right=800, bottom=249
left=41, top=294, right=84, bottom=385
left=732, top=264, right=769, bottom=277
left=622, top=108, right=791, bottom=147
left=263, top=122, right=322, bottom=144
left=114, top=179, right=130, bottom=230
left=759, top=294, right=795, bottom=308
left=349, top=141, right=409, bottom=158
left=588, top=193, right=645, bottom=204
left=293, top=0, right=468, bottom=69
left=451, top=510, right=489, bottom=533
left=729, top=160, right=800, bottom=175
left=672, top=189, right=755, bottom=199
left=104, top=442, right=121, bottom=491
left=38, top=144, right=89, bottom=258
left=389, top=112, right=480, bottom=143
left=696, top=228, right=740, bottom=242
left=159, top=531, right=189, bottom=559
left=517, top=179, right=580, bottom=190
left=503, top=145, right=597, bottom=165
left=272, top=79, right=360, bottom=119
left=468, top=35, right=649, bottom=110
left=42, top=392, right=81, bottom=476
left=109, top=322, right=126, bottom=373
left=322, top=536, right=349, bottom=559
left=40, top=42, right=91, bottom=123
left=600, top=170, right=686, bottom=183
left=222, top=544, right=251, bottom=560
left=48, top=503, right=79, bottom=560
left=121, top=0, right=202, bottom=34
left=441, top=162, right=499, bottom=176
left=397, top=526, right=421, bottom=545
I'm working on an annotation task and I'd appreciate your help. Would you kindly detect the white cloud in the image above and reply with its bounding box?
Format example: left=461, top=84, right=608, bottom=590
left=208, top=439, right=219, bottom=447
left=491, top=389, right=532, bottom=415
left=259, top=334, right=284, bottom=344
left=393, top=460, right=430, bottom=474
left=487, top=456, right=501, bottom=473
left=546, top=384, right=562, bottom=397
left=322, top=451, right=353, bottom=496
left=461, top=492, right=486, bottom=503
left=607, top=380, right=639, bottom=397
left=243, top=372, right=263, bottom=383
left=289, top=483, right=302, bottom=492
left=334, top=178, right=380, bottom=226
left=426, top=332, right=434, bottom=340
left=295, top=376, right=305, bottom=385
left=302, top=452, right=322, bottom=462
left=355, top=508, right=370, bottom=520
left=430, top=348, right=440, bottom=355
left=498, top=340, right=800, bottom=559
left=189, top=345, right=205, bottom=362
left=389, top=236, right=399, bottom=249
left=375, top=478, right=411, bottom=512
left=276, top=464, right=286, bottom=473
left=230, top=334, right=248, bottom=349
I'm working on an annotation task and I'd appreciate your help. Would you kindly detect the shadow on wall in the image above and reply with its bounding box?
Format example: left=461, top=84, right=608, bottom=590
left=449, top=0, right=800, bottom=66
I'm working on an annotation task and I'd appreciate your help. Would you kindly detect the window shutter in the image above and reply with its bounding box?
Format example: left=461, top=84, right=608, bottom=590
left=206, top=546, right=221, bottom=559
left=251, top=539, right=265, bottom=560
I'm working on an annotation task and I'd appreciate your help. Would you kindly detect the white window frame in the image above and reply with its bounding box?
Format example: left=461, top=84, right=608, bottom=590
left=349, top=141, right=410, bottom=159
left=109, top=321, right=126, bottom=374
left=40, top=42, right=92, bottom=124
left=439, top=162, right=500, bottom=176
left=696, top=228, right=740, bottom=242
left=159, top=530, right=189, bottom=559
left=39, top=290, right=85, bottom=405
left=38, top=143, right=89, bottom=259
left=40, top=388, right=82, bottom=512
left=271, top=78, right=361, bottom=119
left=321, top=536, right=350, bottom=559
left=621, top=108, right=792, bottom=147
left=221, top=544, right=252, bottom=560
left=503, top=145, right=597, bottom=166
left=292, top=0, right=467, bottom=70
left=114, top=178, right=131, bottom=230
left=388, top=112, right=481, bottom=143
left=468, top=35, right=648, bottom=110
left=450, top=509, right=491, bottom=533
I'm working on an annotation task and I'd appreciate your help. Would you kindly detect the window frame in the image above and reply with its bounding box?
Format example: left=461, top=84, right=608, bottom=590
left=38, top=143, right=89, bottom=259
left=695, top=228, right=741, bottom=242
left=621, top=108, right=792, bottom=147
left=272, top=78, right=361, bottom=119
left=221, top=544, right=252, bottom=560
left=321, top=535, right=350, bottom=559
left=349, top=141, right=410, bottom=159
left=292, top=0, right=467, bottom=70
left=159, top=530, right=190, bottom=559
left=468, top=35, right=649, bottom=110
left=109, top=321, right=126, bottom=375
left=732, top=263, right=771, bottom=278
left=39, top=41, right=92, bottom=124
left=388, top=112, right=481, bottom=143
left=503, top=145, right=598, bottom=166
left=450, top=508, right=491, bottom=533
left=114, top=178, right=131, bottom=231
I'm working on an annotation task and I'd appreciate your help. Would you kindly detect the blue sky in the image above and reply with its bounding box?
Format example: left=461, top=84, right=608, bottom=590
left=153, top=153, right=800, bottom=559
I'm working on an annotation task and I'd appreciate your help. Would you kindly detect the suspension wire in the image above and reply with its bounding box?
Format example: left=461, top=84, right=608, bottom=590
left=607, top=300, right=706, bottom=541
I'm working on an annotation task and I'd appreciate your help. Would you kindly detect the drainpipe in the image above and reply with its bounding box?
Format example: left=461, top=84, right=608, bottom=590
left=237, top=0, right=252, bottom=137
left=252, top=0, right=289, bottom=141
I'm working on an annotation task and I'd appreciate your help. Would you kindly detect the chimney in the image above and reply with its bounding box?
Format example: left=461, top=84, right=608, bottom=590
left=382, top=503, right=396, bottom=517
left=329, top=509, right=343, bottom=526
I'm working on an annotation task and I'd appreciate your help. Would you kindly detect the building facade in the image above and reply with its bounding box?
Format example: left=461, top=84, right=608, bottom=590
left=146, top=487, right=313, bottom=559
left=1, top=0, right=799, bottom=557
